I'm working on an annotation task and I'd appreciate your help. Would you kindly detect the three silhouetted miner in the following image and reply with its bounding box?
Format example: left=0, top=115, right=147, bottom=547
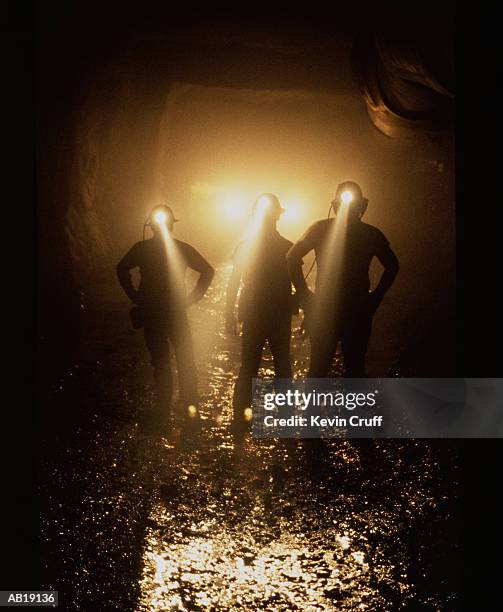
left=117, top=205, right=214, bottom=423
left=226, top=194, right=297, bottom=429
left=287, top=181, right=399, bottom=377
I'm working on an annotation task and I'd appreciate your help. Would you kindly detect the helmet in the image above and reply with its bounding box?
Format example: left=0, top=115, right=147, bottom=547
left=147, top=205, right=179, bottom=227
left=332, top=181, right=368, bottom=216
left=252, top=193, right=285, bottom=216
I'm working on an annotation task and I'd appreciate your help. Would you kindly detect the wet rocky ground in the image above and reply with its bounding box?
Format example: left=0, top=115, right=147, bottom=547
left=39, top=267, right=460, bottom=611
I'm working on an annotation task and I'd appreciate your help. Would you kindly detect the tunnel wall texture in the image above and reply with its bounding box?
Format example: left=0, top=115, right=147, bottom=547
left=37, top=36, right=171, bottom=386
left=37, top=8, right=455, bottom=388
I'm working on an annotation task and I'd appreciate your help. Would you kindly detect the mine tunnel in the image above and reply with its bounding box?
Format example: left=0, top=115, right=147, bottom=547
left=33, top=5, right=461, bottom=609
left=37, top=4, right=455, bottom=389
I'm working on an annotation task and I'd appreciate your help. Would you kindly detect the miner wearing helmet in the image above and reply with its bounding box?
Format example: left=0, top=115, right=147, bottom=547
left=117, top=205, right=214, bottom=430
left=286, top=181, right=399, bottom=376
left=225, top=193, right=297, bottom=431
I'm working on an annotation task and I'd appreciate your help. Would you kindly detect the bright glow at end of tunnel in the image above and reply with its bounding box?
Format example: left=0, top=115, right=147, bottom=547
left=220, top=193, right=248, bottom=221
left=212, top=186, right=306, bottom=231
left=281, top=201, right=303, bottom=224
left=188, top=405, right=198, bottom=418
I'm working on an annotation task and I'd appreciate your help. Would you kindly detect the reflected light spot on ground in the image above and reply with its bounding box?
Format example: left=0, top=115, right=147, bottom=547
left=139, top=523, right=385, bottom=610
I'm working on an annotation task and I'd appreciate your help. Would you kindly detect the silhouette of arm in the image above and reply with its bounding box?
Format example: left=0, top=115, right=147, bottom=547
left=225, top=246, right=243, bottom=333
left=184, top=244, right=215, bottom=306
left=371, top=239, right=399, bottom=311
left=116, top=244, right=142, bottom=305
left=286, top=224, right=318, bottom=304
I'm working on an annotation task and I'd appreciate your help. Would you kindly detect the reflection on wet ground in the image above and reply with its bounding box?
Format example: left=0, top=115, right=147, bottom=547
left=40, top=267, right=460, bottom=610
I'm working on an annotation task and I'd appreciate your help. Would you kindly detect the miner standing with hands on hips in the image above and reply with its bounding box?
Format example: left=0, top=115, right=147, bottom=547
left=117, top=205, right=214, bottom=432
left=287, top=181, right=399, bottom=377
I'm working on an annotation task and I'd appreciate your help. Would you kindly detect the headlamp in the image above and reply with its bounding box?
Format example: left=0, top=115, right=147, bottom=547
left=154, top=210, right=168, bottom=225
left=143, top=205, right=178, bottom=239
left=256, top=195, right=272, bottom=214
left=253, top=193, right=284, bottom=216
left=147, top=206, right=178, bottom=226
left=331, top=182, right=367, bottom=217
left=340, top=190, right=353, bottom=205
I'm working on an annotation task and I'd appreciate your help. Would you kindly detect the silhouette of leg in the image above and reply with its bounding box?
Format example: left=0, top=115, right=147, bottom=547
left=308, top=326, right=339, bottom=377
left=233, top=323, right=266, bottom=421
left=169, top=314, right=199, bottom=406
left=341, top=313, right=372, bottom=377
left=144, top=317, right=173, bottom=414
left=268, top=317, right=292, bottom=378
left=153, top=365, right=173, bottom=408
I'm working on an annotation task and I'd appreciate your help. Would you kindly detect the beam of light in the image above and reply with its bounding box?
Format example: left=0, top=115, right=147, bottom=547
left=310, top=200, right=350, bottom=341
left=255, top=195, right=273, bottom=216
left=242, top=202, right=267, bottom=243
left=155, top=220, right=188, bottom=322
left=235, top=194, right=282, bottom=292
left=154, top=210, right=168, bottom=225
